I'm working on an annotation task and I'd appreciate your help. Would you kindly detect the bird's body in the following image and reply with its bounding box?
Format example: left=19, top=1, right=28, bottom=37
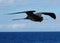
left=9, top=10, right=56, bottom=22
left=24, top=11, right=43, bottom=22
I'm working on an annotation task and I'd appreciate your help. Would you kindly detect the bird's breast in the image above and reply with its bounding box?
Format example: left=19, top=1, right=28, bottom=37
left=33, top=17, right=43, bottom=22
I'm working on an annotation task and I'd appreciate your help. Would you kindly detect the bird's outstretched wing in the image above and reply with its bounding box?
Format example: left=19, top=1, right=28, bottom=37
left=12, top=18, right=26, bottom=21
left=8, top=10, right=35, bottom=15
left=42, top=12, right=56, bottom=19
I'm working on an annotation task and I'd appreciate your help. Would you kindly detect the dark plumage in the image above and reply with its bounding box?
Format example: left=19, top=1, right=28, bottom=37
left=9, top=10, right=56, bottom=22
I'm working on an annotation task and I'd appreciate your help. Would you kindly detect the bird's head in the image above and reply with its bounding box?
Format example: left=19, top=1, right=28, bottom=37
left=39, top=17, right=43, bottom=22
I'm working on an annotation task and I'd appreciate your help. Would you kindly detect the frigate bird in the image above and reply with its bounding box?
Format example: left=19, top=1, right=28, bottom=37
left=9, top=10, right=56, bottom=22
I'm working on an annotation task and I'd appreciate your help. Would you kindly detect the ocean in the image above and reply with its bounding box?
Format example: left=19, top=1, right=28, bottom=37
left=0, top=32, right=60, bottom=43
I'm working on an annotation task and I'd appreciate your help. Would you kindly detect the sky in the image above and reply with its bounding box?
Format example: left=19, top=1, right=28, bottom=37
left=0, top=0, right=60, bottom=32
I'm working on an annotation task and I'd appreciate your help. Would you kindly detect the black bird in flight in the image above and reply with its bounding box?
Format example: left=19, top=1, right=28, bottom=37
left=9, top=10, right=56, bottom=22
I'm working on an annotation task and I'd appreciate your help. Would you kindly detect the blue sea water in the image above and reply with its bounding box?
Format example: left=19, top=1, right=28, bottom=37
left=0, top=32, right=60, bottom=43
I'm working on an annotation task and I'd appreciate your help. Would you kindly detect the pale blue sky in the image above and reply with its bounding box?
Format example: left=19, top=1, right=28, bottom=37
left=0, top=0, right=60, bottom=32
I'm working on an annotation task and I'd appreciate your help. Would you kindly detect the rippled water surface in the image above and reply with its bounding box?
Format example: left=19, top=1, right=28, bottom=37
left=0, top=32, right=60, bottom=43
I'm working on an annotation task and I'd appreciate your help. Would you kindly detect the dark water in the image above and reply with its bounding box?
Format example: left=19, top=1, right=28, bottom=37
left=0, top=32, right=60, bottom=43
